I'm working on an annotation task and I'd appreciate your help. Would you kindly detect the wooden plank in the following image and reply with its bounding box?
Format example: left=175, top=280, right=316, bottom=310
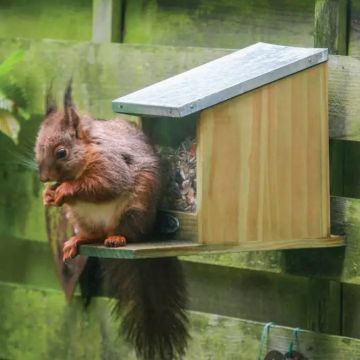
left=124, top=0, right=315, bottom=48
left=80, top=241, right=202, bottom=259
left=79, top=235, right=344, bottom=259
left=0, top=38, right=358, bottom=139
left=0, top=0, right=92, bottom=41
left=348, top=0, right=360, bottom=57
left=328, top=55, right=360, bottom=138
left=198, top=64, right=332, bottom=248
left=112, top=43, right=327, bottom=117
left=330, top=139, right=345, bottom=196
left=330, top=139, right=360, bottom=198
left=342, top=283, right=360, bottom=338
left=314, top=0, right=349, bottom=55
left=0, top=115, right=48, bottom=243
left=0, top=237, right=59, bottom=290
left=183, top=262, right=341, bottom=335
left=337, top=283, right=360, bottom=338
left=92, top=0, right=123, bottom=43
left=0, top=38, right=232, bottom=121
left=0, top=239, right=341, bottom=333
left=0, top=282, right=357, bottom=360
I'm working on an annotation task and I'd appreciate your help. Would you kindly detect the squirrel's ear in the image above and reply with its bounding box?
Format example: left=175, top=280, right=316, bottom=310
left=63, top=79, right=81, bottom=136
left=45, top=86, right=57, bottom=116
left=64, top=107, right=81, bottom=137
left=64, top=79, right=74, bottom=109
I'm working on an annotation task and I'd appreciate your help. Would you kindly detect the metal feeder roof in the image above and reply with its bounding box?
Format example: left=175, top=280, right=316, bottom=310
left=112, top=42, right=328, bottom=118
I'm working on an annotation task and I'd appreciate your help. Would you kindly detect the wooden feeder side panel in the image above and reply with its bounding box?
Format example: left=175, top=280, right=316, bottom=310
left=197, top=63, right=330, bottom=247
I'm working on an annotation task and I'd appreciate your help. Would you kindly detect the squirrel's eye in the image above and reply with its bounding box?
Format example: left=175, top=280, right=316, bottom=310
left=56, top=148, right=67, bottom=159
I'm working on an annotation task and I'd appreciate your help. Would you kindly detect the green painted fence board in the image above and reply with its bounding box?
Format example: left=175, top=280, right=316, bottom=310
left=0, top=116, right=47, bottom=243
left=92, top=0, right=123, bottom=43
left=0, top=38, right=231, bottom=120
left=337, top=283, right=360, bottom=338
left=328, top=55, right=360, bottom=138
left=314, top=0, right=348, bottom=54
left=124, top=0, right=315, bottom=48
left=348, top=0, right=360, bottom=57
left=0, top=0, right=92, bottom=41
left=0, top=282, right=358, bottom=360
left=183, top=262, right=341, bottom=334
left=0, top=237, right=59, bottom=290
left=0, top=39, right=358, bottom=139
left=330, top=139, right=360, bottom=198
left=0, top=237, right=341, bottom=334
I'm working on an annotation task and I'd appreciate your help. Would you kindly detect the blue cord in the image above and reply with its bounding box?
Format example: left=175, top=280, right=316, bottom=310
left=288, top=327, right=300, bottom=356
left=257, top=322, right=274, bottom=360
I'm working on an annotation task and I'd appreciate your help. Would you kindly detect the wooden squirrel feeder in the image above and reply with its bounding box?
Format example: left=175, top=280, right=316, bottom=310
left=80, top=42, right=344, bottom=259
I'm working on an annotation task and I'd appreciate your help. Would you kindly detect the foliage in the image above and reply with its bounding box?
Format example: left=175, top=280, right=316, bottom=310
left=0, top=51, right=29, bottom=143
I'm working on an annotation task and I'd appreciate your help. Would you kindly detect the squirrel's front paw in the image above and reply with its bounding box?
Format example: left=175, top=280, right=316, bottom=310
left=54, top=182, right=73, bottom=206
left=43, top=184, right=58, bottom=207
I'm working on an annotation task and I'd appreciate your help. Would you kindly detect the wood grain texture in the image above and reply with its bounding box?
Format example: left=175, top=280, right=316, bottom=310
left=328, top=55, right=360, bottom=138
left=314, top=0, right=348, bottom=55
left=198, top=63, right=331, bottom=248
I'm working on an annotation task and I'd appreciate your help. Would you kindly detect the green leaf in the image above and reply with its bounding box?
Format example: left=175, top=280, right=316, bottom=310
left=18, top=106, right=31, bottom=120
left=0, top=109, right=20, bottom=143
left=0, top=50, right=24, bottom=77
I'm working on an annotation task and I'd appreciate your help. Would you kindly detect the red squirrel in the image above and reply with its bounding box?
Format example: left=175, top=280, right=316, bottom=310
left=35, top=83, right=189, bottom=360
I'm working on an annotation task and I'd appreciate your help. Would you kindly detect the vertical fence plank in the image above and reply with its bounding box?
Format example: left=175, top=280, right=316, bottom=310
left=314, top=0, right=349, bottom=54
left=92, top=0, right=123, bottom=43
left=349, top=0, right=360, bottom=57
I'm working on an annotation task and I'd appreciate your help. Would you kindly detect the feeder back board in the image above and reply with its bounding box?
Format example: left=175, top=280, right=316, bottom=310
left=89, top=42, right=344, bottom=259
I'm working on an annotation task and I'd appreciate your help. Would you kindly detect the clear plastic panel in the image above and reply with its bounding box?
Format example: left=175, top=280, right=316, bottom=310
left=142, top=115, right=197, bottom=212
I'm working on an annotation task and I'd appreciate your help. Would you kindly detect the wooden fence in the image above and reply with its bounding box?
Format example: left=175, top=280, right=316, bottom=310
left=1, top=0, right=360, bottom=358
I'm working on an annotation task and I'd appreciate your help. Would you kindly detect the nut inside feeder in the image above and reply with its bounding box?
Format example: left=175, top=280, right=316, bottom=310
left=158, top=137, right=197, bottom=213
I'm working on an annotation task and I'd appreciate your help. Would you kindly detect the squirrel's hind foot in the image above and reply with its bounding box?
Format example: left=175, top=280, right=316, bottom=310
left=104, top=235, right=127, bottom=247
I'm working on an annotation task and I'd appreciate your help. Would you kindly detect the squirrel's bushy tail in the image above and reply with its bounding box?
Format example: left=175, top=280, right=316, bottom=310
left=106, top=257, right=189, bottom=360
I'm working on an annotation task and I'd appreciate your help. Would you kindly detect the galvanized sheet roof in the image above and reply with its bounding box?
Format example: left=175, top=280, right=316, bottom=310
left=112, top=42, right=328, bottom=118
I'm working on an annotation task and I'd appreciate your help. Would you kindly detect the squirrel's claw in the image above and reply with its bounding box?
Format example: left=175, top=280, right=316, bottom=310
left=105, top=235, right=127, bottom=247
left=63, top=236, right=80, bottom=261
left=43, top=185, right=56, bottom=207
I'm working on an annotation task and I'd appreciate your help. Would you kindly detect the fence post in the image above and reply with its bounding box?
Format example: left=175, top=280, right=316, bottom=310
left=314, top=0, right=349, bottom=54
left=92, top=0, right=123, bottom=43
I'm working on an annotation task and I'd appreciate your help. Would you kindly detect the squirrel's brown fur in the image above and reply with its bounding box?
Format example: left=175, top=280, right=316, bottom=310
left=35, top=83, right=189, bottom=360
